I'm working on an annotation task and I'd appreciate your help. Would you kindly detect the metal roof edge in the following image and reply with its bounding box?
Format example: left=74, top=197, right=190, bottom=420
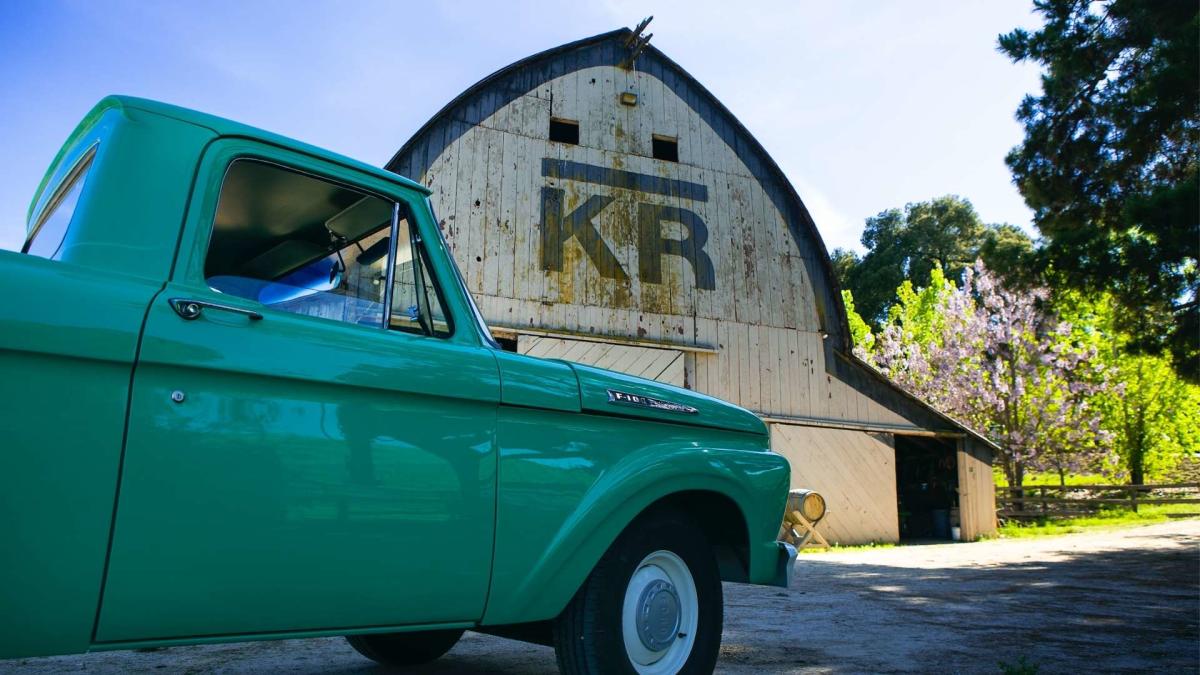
left=385, top=28, right=633, bottom=172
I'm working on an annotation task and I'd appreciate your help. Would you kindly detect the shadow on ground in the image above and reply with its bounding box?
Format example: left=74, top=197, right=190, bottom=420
left=718, top=524, right=1199, bottom=674
left=3, top=522, right=1196, bottom=674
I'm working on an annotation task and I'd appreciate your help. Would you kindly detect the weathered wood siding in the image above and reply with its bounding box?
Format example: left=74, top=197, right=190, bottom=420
left=771, top=423, right=899, bottom=545
left=957, top=438, right=997, bottom=540
left=406, top=58, right=928, bottom=430
left=387, top=30, right=998, bottom=544
left=517, top=334, right=685, bottom=387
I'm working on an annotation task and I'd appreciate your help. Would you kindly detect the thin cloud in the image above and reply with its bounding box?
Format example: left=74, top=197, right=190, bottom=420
left=788, top=175, right=862, bottom=255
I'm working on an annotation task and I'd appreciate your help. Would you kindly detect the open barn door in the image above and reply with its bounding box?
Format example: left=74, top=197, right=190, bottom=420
left=895, top=436, right=960, bottom=541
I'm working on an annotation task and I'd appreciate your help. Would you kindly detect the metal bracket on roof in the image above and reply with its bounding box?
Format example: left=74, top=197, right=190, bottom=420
left=620, top=16, right=654, bottom=69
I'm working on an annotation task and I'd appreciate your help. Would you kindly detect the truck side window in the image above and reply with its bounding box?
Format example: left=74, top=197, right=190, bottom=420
left=24, top=149, right=95, bottom=261
left=389, top=232, right=452, bottom=338
left=204, top=159, right=397, bottom=328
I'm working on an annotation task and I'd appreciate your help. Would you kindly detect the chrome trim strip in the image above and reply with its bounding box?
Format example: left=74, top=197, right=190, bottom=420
left=381, top=201, right=400, bottom=328
left=606, top=389, right=698, bottom=415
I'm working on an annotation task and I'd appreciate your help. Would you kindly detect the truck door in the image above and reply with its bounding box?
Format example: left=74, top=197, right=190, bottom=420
left=95, top=141, right=499, bottom=642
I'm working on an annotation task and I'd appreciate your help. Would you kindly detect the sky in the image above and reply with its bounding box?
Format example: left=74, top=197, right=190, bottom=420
left=0, top=1, right=1043, bottom=254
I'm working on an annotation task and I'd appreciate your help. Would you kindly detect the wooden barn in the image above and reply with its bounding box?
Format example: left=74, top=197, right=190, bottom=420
left=386, top=25, right=998, bottom=544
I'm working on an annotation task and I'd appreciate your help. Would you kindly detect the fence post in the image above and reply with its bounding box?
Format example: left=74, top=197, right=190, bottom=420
left=1040, top=486, right=1048, bottom=517
left=1130, top=486, right=1138, bottom=514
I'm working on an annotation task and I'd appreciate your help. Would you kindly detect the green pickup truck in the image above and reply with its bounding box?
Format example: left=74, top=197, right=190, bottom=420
left=0, top=96, right=794, bottom=675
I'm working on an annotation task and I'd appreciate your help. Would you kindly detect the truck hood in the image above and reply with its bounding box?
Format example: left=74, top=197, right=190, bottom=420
left=567, top=362, right=768, bottom=437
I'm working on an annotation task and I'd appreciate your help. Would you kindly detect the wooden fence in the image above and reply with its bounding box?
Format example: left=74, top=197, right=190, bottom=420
left=996, top=483, right=1200, bottom=521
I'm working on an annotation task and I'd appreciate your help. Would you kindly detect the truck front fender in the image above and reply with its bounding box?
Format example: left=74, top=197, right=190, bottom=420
left=484, top=408, right=789, bottom=625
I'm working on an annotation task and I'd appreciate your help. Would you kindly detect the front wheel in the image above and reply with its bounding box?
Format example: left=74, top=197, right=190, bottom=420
left=553, top=510, right=723, bottom=674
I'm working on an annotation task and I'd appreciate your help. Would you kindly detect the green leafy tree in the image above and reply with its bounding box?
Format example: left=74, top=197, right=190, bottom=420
left=902, top=197, right=986, bottom=276
left=836, top=196, right=1036, bottom=325
left=1000, top=0, right=1200, bottom=381
left=979, top=223, right=1039, bottom=288
left=1107, top=355, right=1200, bottom=482
left=1058, top=292, right=1200, bottom=483
left=883, top=266, right=956, bottom=355
left=842, top=289, right=874, bottom=356
left=830, top=248, right=861, bottom=292
left=841, top=207, right=908, bottom=325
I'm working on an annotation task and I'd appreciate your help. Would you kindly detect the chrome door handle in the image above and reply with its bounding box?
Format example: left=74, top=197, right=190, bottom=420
left=169, top=298, right=263, bottom=322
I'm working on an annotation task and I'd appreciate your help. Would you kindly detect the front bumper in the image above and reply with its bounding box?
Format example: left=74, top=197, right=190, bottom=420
left=770, top=541, right=798, bottom=587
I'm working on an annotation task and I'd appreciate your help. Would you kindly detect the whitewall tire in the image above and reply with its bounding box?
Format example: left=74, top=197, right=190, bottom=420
left=553, top=509, right=723, bottom=674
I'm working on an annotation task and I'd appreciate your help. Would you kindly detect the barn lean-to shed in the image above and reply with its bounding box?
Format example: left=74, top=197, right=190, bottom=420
left=387, top=25, right=999, bottom=544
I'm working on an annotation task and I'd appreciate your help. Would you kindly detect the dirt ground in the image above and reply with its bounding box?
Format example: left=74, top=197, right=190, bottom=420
left=4, top=519, right=1197, bottom=674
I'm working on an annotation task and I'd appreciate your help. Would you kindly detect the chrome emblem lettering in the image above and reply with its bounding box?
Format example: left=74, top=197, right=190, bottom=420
left=607, top=389, right=698, bottom=415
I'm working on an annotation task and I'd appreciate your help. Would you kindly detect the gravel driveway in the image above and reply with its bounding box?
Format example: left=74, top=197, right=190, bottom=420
left=4, top=519, right=1197, bottom=674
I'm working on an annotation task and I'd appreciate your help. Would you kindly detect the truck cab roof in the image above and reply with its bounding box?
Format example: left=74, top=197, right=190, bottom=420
left=28, top=95, right=429, bottom=227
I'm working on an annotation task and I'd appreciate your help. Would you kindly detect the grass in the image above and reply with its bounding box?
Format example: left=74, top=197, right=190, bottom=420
left=997, top=503, right=1199, bottom=538
left=792, top=505, right=1197, bottom=551
left=797, top=471, right=1197, bottom=548
left=799, top=541, right=896, bottom=554
left=993, top=470, right=1110, bottom=487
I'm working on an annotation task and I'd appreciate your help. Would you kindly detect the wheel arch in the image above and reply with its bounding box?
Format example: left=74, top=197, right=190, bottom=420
left=635, top=489, right=753, bottom=584
left=481, top=446, right=789, bottom=626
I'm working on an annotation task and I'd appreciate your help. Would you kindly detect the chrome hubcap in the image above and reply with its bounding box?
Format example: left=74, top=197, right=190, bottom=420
left=635, top=579, right=681, bottom=651
left=621, top=550, right=698, bottom=674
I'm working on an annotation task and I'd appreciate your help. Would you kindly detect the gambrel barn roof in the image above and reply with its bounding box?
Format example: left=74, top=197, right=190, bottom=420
left=386, top=27, right=996, bottom=450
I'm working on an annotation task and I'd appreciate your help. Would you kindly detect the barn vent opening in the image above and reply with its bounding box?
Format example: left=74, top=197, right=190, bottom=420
left=895, top=436, right=960, bottom=541
left=652, top=135, right=678, bottom=162
left=549, top=118, right=579, bottom=145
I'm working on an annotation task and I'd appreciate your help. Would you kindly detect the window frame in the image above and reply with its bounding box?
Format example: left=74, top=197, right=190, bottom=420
left=22, top=143, right=98, bottom=259
left=406, top=225, right=455, bottom=338
left=549, top=118, right=580, bottom=145
left=383, top=202, right=455, bottom=339
left=199, top=155, right=455, bottom=339
left=651, top=134, right=679, bottom=163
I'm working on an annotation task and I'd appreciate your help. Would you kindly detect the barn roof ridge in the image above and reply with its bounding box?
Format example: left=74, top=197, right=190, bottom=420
left=386, top=28, right=997, bottom=451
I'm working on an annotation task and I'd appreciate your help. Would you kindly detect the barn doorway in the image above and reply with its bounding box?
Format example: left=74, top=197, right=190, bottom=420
left=895, top=436, right=959, bottom=541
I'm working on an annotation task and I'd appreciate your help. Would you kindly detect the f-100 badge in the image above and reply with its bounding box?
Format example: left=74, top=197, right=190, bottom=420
left=607, top=389, right=698, bottom=415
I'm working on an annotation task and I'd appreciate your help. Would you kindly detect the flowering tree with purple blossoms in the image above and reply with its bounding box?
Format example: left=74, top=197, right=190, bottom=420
left=861, top=262, right=1113, bottom=487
